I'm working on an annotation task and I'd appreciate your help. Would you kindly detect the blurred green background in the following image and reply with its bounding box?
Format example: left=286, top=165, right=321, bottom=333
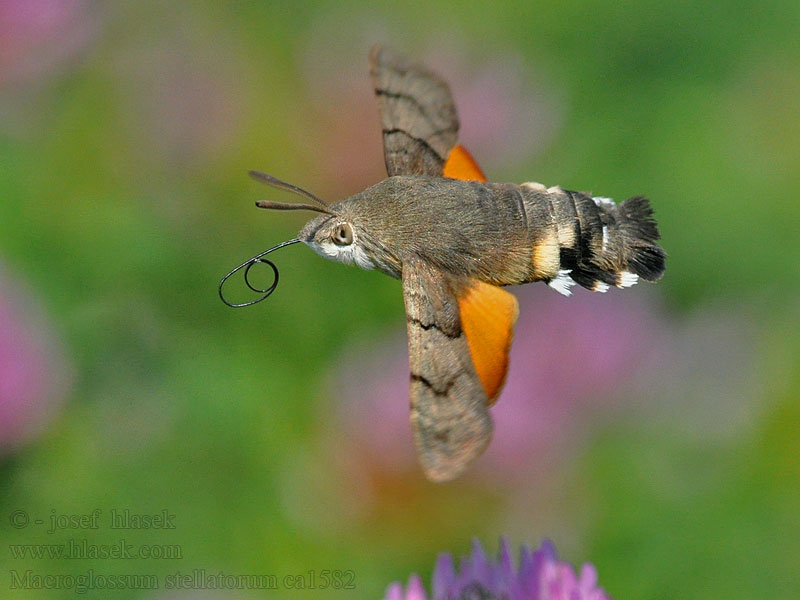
left=1, top=1, right=799, bottom=598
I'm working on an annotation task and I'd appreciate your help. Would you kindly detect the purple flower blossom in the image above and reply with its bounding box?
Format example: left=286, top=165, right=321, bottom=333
left=384, top=538, right=610, bottom=600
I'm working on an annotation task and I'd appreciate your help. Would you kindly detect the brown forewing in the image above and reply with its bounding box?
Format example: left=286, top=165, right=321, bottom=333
left=370, top=45, right=460, bottom=177
left=401, top=257, right=492, bottom=482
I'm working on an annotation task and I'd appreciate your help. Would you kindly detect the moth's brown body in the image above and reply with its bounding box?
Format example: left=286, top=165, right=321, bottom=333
left=249, top=46, right=666, bottom=482
left=303, top=176, right=662, bottom=294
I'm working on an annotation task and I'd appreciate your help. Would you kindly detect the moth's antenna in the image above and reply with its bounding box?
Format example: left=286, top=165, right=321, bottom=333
left=249, top=170, right=332, bottom=210
left=219, top=238, right=301, bottom=308
left=254, top=200, right=334, bottom=215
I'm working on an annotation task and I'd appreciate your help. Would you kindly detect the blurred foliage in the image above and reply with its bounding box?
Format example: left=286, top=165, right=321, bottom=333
left=1, top=0, right=798, bottom=598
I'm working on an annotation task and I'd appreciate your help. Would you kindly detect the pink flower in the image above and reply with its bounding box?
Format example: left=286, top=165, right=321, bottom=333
left=0, top=263, right=71, bottom=452
left=421, top=43, right=564, bottom=172
left=330, top=285, right=662, bottom=482
left=297, top=22, right=564, bottom=193
left=0, top=0, right=98, bottom=88
left=111, top=33, right=249, bottom=169
left=485, top=285, right=659, bottom=474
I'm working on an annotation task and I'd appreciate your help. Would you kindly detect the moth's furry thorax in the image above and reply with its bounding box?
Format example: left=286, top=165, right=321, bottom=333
left=328, top=176, right=534, bottom=283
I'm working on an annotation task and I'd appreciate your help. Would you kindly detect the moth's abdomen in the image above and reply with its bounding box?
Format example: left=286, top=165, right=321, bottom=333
left=518, top=182, right=666, bottom=294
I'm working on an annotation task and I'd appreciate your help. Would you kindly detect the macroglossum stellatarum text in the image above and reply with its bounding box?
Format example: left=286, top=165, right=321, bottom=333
left=220, top=45, right=666, bottom=482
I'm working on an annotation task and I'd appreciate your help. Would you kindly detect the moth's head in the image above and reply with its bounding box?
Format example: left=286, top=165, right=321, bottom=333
left=298, top=213, right=376, bottom=268
left=298, top=214, right=350, bottom=251
left=221, top=171, right=381, bottom=309
left=249, top=170, right=385, bottom=271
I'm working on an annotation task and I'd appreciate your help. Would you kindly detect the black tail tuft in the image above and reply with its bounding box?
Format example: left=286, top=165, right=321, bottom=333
left=620, top=196, right=661, bottom=244
left=545, top=187, right=666, bottom=294
left=627, top=242, right=666, bottom=281
left=619, top=196, right=665, bottom=281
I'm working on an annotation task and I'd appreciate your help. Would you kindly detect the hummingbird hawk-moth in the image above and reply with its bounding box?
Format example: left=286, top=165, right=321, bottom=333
left=220, top=45, right=666, bottom=482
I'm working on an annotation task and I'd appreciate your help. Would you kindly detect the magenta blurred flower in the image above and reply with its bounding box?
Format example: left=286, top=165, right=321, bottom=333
left=486, top=285, right=659, bottom=472
left=0, top=0, right=99, bottom=138
left=114, top=33, right=248, bottom=169
left=0, top=264, right=71, bottom=452
left=0, top=0, right=97, bottom=87
left=299, top=22, right=564, bottom=193
left=422, top=44, right=564, bottom=171
left=331, top=285, right=662, bottom=481
left=384, top=538, right=610, bottom=600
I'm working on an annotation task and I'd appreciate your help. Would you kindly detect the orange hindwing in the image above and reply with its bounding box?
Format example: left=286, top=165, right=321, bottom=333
left=456, top=280, right=518, bottom=405
left=443, top=145, right=487, bottom=182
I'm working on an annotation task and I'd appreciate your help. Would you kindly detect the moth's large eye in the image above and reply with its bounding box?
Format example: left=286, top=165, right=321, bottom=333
left=332, top=222, right=353, bottom=246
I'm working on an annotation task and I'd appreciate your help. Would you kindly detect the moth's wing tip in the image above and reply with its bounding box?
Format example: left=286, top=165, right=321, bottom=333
left=368, top=44, right=380, bottom=66
left=422, top=467, right=461, bottom=484
left=369, top=43, right=396, bottom=69
left=416, top=414, right=494, bottom=483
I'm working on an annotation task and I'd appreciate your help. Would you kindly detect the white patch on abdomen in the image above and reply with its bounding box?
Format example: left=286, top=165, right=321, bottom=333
left=548, top=269, right=576, bottom=296
left=593, top=196, right=615, bottom=207
left=618, top=271, right=639, bottom=288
